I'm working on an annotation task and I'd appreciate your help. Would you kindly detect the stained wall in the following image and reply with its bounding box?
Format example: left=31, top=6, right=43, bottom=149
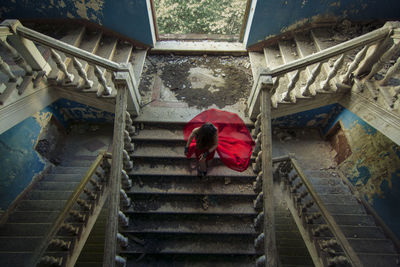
left=0, top=0, right=154, bottom=46
left=246, top=0, right=400, bottom=46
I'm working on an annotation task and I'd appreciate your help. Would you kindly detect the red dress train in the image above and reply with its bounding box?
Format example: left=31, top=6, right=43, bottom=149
left=183, top=109, right=255, bottom=172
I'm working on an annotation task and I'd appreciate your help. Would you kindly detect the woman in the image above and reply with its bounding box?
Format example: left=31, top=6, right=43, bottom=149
left=183, top=109, right=255, bottom=176
left=184, top=122, right=218, bottom=176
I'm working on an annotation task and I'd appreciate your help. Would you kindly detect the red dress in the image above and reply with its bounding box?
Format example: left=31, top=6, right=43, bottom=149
left=184, top=109, right=255, bottom=172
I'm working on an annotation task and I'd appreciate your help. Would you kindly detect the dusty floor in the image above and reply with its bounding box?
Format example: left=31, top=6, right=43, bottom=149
left=138, top=54, right=252, bottom=121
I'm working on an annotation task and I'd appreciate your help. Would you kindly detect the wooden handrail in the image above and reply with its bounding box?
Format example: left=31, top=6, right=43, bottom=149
left=289, top=157, right=363, bottom=267
left=32, top=151, right=108, bottom=266
left=15, top=24, right=126, bottom=72
left=260, top=26, right=391, bottom=79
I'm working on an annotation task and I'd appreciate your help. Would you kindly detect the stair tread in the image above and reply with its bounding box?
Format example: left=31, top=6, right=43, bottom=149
left=112, top=40, right=133, bottom=63
left=129, top=162, right=255, bottom=177
left=132, top=128, right=184, bottom=141
left=0, top=252, right=33, bottom=266
left=131, top=48, right=148, bottom=87
left=0, top=223, right=51, bottom=236
left=248, top=51, right=266, bottom=78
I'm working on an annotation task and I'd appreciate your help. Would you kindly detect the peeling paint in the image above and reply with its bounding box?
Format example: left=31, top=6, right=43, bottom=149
left=32, top=111, right=52, bottom=128
left=279, top=14, right=339, bottom=33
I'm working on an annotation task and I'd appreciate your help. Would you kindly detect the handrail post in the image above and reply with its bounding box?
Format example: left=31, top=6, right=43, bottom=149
left=103, top=74, right=128, bottom=267
left=260, top=79, right=277, bottom=266
left=1, top=19, right=51, bottom=75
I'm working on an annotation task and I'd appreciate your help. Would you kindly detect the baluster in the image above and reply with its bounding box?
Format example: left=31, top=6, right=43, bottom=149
left=95, top=170, right=106, bottom=183
left=270, top=76, right=282, bottom=108
left=125, top=111, right=133, bottom=125
left=312, top=224, right=329, bottom=236
left=39, top=256, right=63, bottom=266
left=121, top=169, right=132, bottom=190
left=253, top=171, right=263, bottom=193
left=115, top=255, right=127, bottom=267
left=124, top=130, right=132, bottom=144
left=300, top=200, right=314, bottom=213
left=302, top=62, right=322, bottom=96
left=253, top=192, right=264, bottom=211
left=290, top=181, right=303, bottom=194
left=287, top=173, right=298, bottom=186
left=90, top=178, right=103, bottom=191
left=341, top=46, right=369, bottom=85
left=280, top=160, right=293, bottom=175
left=77, top=198, right=92, bottom=211
left=284, top=69, right=301, bottom=103
left=126, top=125, right=136, bottom=137
left=365, top=40, right=400, bottom=80
left=0, top=55, right=18, bottom=83
left=252, top=151, right=262, bottom=173
left=251, top=114, right=261, bottom=138
left=72, top=57, right=93, bottom=89
left=305, top=212, right=322, bottom=224
left=117, top=233, right=129, bottom=248
left=50, top=49, right=74, bottom=83
left=321, top=53, right=346, bottom=92
left=69, top=210, right=86, bottom=222
left=0, top=37, right=33, bottom=75
left=319, top=239, right=338, bottom=250
left=94, top=66, right=112, bottom=96
left=254, top=233, right=264, bottom=250
left=256, top=255, right=266, bottom=267
left=120, top=189, right=131, bottom=208
left=101, top=157, right=111, bottom=171
left=83, top=188, right=97, bottom=200
left=49, top=238, right=71, bottom=250
left=294, top=190, right=309, bottom=203
left=252, top=132, right=262, bottom=157
left=254, top=211, right=264, bottom=230
left=61, top=223, right=79, bottom=235
left=123, top=150, right=133, bottom=171
left=118, top=210, right=129, bottom=227
left=380, top=56, right=400, bottom=85
left=327, top=255, right=349, bottom=266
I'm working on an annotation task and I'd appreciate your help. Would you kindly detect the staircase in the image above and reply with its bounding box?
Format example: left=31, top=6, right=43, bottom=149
left=118, top=122, right=259, bottom=266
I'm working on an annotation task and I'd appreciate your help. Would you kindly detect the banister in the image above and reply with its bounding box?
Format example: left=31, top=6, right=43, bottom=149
left=260, top=25, right=391, bottom=79
left=32, top=151, right=108, bottom=266
left=0, top=26, right=12, bottom=37
left=289, top=157, right=363, bottom=267
left=15, top=24, right=126, bottom=72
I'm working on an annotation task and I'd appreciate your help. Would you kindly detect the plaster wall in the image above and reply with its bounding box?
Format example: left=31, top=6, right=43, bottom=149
left=0, top=0, right=154, bottom=46
left=246, top=0, right=400, bottom=46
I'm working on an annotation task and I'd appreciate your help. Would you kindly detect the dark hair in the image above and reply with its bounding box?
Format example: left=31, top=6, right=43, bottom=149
left=196, top=122, right=217, bottom=150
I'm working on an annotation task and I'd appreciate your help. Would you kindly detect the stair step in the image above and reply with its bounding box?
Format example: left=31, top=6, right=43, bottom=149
left=27, top=190, right=74, bottom=200
left=0, top=237, right=42, bottom=252
left=306, top=203, right=366, bottom=215
left=7, top=211, right=59, bottom=223
left=112, top=40, right=133, bottom=63
left=347, top=238, right=397, bottom=254
left=35, top=181, right=80, bottom=191
left=129, top=176, right=256, bottom=196
left=301, top=213, right=376, bottom=226
left=41, top=173, right=84, bottom=182
left=131, top=48, right=148, bottom=87
left=50, top=167, right=90, bottom=174
left=127, top=195, right=256, bottom=215
left=248, top=51, right=267, bottom=78
left=119, top=234, right=257, bottom=255
left=308, top=184, right=351, bottom=194
left=122, top=213, right=255, bottom=234
left=129, top=162, right=255, bottom=178
left=132, top=128, right=184, bottom=142
left=17, top=200, right=68, bottom=211
left=318, top=194, right=359, bottom=204
left=0, top=223, right=50, bottom=236
left=358, top=253, right=400, bottom=267
left=280, top=256, right=314, bottom=266
left=0, top=252, right=33, bottom=266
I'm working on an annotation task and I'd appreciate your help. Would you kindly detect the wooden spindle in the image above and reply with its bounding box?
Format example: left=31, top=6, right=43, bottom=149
left=300, top=200, right=314, bottom=212
left=290, top=181, right=303, bottom=194
left=380, top=56, right=400, bottom=85
left=83, top=188, right=97, bottom=200
left=312, top=224, right=329, bottom=236
left=117, top=233, right=129, bottom=248
left=94, top=65, right=112, bottom=96
left=253, top=192, right=264, bottom=211
left=0, top=55, right=18, bottom=82
left=254, top=211, right=264, bottom=230
left=252, top=151, right=262, bottom=173
left=305, top=212, right=322, bottom=224
left=120, top=189, right=131, bottom=208
left=123, top=150, right=133, bottom=171
left=320, top=239, right=338, bottom=249
left=0, top=37, right=32, bottom=75
left=254, top=233, right=264, bottom=250
left=77, top=198, right=91, bottom=211
left=50, top=49, right=74, bottom=83
left=327, top=256, right=349, bottom=266
left=126, top=125, right=136, bottom=137
left=90, top=178, right=102, bottom=191
left=295, top=190, right=309, bottom=203
left=115, top=255, right=126, bottom=267
left=321, top=53, right=346, bottom=92
left=121, top=169, right=132, bottom=190
left=118, top=211, right=129, bottom=227
left=72, top=57, right=93, bottom=89
left=251, top=113, right=262, bottom=138
left=253, top=171, right=263, bottom=193
left=270, top=76, right=281, bottom=108
left=125, top=111, right=133, bottom=125
left=252, top=132, right=262, bottom=157
left=49, top=239, right=71, bottom=250
left=69, top=210, right=86, bottom=222
left=61, top=223, right=79, bottom=235
left=365, top=40, right=400, bottom=80
left=341, top=46, right=369, bottom=84
left=256, top=255, right=266, bottom=267
left=284, top=69, right=301, bottom=103
left=40, top=256, right=63, bottom=266
left=302, top=62, right=322, bottom=96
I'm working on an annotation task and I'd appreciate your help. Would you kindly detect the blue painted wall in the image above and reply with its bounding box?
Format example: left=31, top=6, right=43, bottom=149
left=325, top=107, right=400, bottom=239
left=0, top=0, right=154, bottom=46
left=247, top=0, right=400, bottom=46
left=0, top=98, right=114, bottom=211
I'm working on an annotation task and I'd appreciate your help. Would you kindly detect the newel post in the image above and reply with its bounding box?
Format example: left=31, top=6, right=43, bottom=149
left=260, top=78, right=277, bottom=267
left=103, top=72, right=128, bottom=267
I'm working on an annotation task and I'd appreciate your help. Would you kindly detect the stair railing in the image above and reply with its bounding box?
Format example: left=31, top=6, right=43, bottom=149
left=33, top=151, right=112, bottom=267
left=273, top=155, right=363, bottom=267
left=0, top=19, right=141, bottom=115
left=247, top=21, right=400, bottom=119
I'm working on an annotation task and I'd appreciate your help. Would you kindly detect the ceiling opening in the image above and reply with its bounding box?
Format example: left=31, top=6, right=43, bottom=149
left=151, top=0, right=251, bottom=42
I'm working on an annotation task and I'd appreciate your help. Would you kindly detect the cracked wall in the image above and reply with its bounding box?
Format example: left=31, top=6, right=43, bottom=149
left=247, top=0, right=400, bottom=46
left=325, top=107, right=400, bottom=239
left=0, top=0, right=154, bottom=46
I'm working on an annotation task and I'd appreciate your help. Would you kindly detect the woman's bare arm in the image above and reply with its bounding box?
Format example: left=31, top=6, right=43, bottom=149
left=186, top=127, right=199, bottom=148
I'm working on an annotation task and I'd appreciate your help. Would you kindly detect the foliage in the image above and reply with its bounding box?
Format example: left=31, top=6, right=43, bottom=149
left=154, top=0, right=247, bottom=35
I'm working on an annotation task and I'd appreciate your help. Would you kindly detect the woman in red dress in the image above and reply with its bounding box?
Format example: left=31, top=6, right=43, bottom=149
left=184, top=109, right=255, bottom=176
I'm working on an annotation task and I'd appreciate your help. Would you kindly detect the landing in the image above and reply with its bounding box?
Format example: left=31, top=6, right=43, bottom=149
left=137, top=54, right=252, bottom=123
